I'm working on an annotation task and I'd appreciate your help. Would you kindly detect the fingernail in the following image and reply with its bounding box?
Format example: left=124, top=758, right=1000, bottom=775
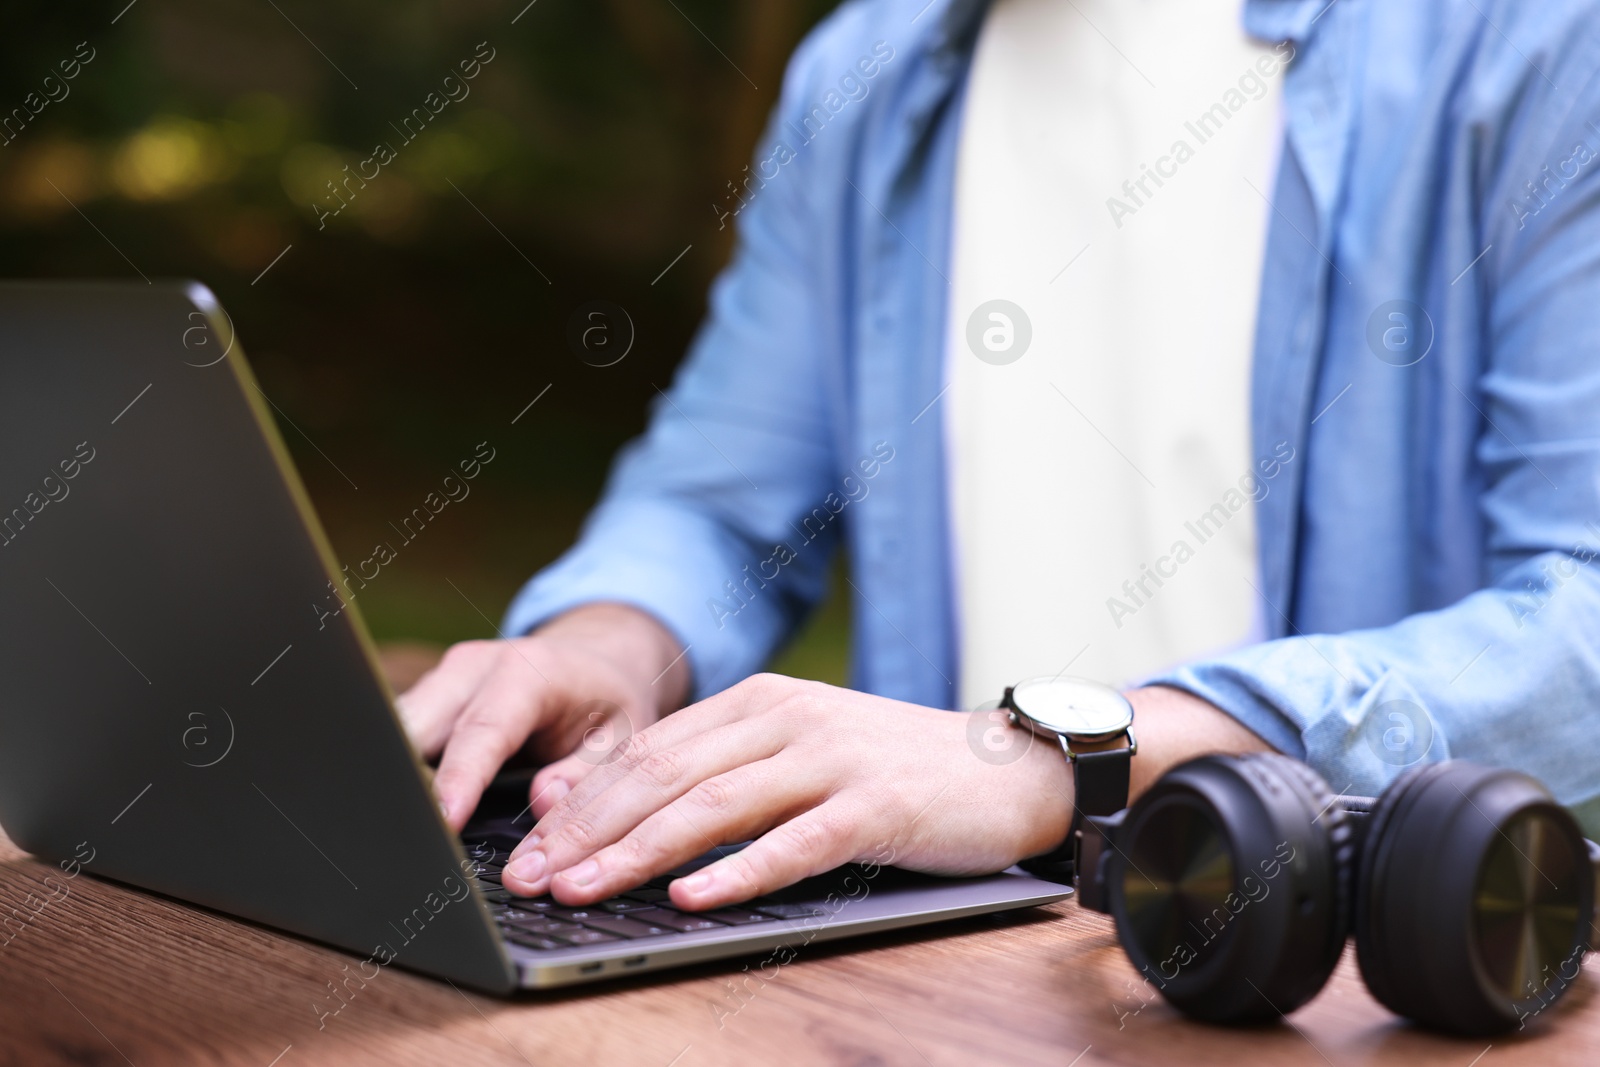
left=510, top=834, right=541, bottom=861
left=544, top=779, right=570, bottom=804
left=679, top=870, right=712, bottom=894
left=560, top=859, right=599, bottom=887
left=507, top=851, right=546, bottom=884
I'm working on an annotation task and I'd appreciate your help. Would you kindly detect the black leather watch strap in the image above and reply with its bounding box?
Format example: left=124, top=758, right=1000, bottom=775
left=1018, top=743, right=1132, bottom=884
left=1074, top=747, right=1132, bottom=816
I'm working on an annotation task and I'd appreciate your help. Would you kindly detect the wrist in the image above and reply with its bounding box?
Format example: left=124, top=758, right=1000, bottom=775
left=999, top=677, right=1134, bottom=877
left=536, top=602, right=691, bottom=715
left=1015, top=735, right=1077, bottom=861
left=1122, top=684, right=1271, bottom=800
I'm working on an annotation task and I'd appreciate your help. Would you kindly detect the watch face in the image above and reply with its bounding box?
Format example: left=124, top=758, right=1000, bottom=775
left=1009, top=676, right=1133, bottom=740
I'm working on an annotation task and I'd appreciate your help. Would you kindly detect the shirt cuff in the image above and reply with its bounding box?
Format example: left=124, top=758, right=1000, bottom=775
left=1145, top=635, right=1455, bottom=797
left=501, top=497, right=794, bottom=701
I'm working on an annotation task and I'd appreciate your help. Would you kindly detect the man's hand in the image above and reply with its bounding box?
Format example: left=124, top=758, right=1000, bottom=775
left=499, top=674, right=1078, bottom=910
left=396, top=602, right=690, bottom=830
left=498, top=675, right=1271, bottom=910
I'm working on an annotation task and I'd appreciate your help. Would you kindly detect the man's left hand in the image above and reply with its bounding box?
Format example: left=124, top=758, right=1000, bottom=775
left=500, top=673, right=1076, bottom=910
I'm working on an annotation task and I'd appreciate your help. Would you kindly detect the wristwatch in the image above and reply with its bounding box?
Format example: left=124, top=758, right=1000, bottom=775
left=1001, top=676, right=1136, bottom=883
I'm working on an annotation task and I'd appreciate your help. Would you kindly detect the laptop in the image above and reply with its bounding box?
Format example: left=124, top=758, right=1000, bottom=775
left=0, top=280, right=1071, bottom=992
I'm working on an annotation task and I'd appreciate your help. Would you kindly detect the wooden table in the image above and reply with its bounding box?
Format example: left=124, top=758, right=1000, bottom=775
left=2, top=648, right=1596, bottom=1067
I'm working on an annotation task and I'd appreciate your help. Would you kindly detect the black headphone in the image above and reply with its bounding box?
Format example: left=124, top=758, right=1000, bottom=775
left=1075, top=753, right=1599, bottom=1035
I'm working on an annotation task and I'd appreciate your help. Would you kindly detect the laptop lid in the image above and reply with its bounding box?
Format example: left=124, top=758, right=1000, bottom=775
left=0, top=281, right=516, bottom=993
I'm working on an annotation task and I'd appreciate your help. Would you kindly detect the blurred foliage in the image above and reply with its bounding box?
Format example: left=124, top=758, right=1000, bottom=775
left=0, top=0, right=848, bottom=683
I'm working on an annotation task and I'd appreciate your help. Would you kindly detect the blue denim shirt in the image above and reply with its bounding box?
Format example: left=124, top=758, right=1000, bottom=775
left=507, top=0, right=1600, bottom=829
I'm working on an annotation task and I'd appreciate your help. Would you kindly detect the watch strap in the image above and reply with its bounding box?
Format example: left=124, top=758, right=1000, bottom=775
left=1018, top=743, right=1132, bottom=884
left=1074, top=746, right=1132, bottom=817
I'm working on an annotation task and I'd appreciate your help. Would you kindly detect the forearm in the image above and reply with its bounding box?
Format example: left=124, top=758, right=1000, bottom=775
left=1123, top=684, right=1274, bottom=800
left=1151, top=555, right=1600, bottom=814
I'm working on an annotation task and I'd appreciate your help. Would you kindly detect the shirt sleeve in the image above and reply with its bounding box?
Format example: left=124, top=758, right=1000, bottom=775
left=1150, top=71, right=1600, bottom=833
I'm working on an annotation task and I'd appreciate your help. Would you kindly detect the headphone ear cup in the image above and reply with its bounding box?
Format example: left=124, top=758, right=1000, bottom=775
left=1252, top=754, right=1355, bottom=1010
left=1105, top=753, right=1352, bottom=1023
left=1355, top=761, right=1595, bottom=1035
left=1349, top=761, right=1440, bottom=1018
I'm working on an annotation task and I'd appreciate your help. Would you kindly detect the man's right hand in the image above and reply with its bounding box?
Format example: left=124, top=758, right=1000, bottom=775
left=395, top=602, right=691, bottom=831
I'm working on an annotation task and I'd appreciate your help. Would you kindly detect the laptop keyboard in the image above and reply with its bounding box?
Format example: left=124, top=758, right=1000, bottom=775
left=463, top=837, right=827, bottom=953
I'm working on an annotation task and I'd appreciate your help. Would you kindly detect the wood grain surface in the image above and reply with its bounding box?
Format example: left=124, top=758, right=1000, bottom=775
left=1, top=646, right=1595, bottom=1067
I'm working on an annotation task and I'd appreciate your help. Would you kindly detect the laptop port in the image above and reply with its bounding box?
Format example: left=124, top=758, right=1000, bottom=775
left=579, top=962, right=604, bottom=974
left=623, top=956, right=648, bottom=968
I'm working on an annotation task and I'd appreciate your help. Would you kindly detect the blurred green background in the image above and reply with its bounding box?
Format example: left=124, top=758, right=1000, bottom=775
left=1, top=0, right=848, bottom=683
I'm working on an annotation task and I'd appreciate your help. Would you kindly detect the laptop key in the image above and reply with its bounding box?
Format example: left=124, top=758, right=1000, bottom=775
left=556, top=929, right=622, bottom=945
left=495, top=908, right=545, bottom=924
left=600, top=898, right=656, bottom=913
left=506, top=918, right=582, bottom=935
left=701, top=907, right=776, bottom=925
left=629, top=908, right=729, bottom=933
left=751, top=903, right=829, bottom=920
left=622, top=887, right=672, bottom=904
left=513, top=898, right=555, bottom=911
left=579, top=915, right=673, bottom=939
left=545, top=906, right=608, bottom=922
left=503, top=930, right=565, bottom=951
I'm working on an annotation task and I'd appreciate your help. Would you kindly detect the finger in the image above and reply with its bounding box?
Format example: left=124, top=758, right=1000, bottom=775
left=503, top=719, right=791, bottom=896
left=432, top=660, right=554, bottom=830
left=525, top=755, right=824, bottom=905
left=525, top=697, right=646, bottom=820
left=395, top=642, right=499, bottom=759
left=521, top=673, right=797, bottom=852
left=668, top=800, right=868, bottom=910
left=528, top=756, right=584, bottom=818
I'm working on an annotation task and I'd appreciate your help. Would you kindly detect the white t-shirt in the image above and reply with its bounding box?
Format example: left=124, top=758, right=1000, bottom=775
left=945, top=0, right=1286, bottom=709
